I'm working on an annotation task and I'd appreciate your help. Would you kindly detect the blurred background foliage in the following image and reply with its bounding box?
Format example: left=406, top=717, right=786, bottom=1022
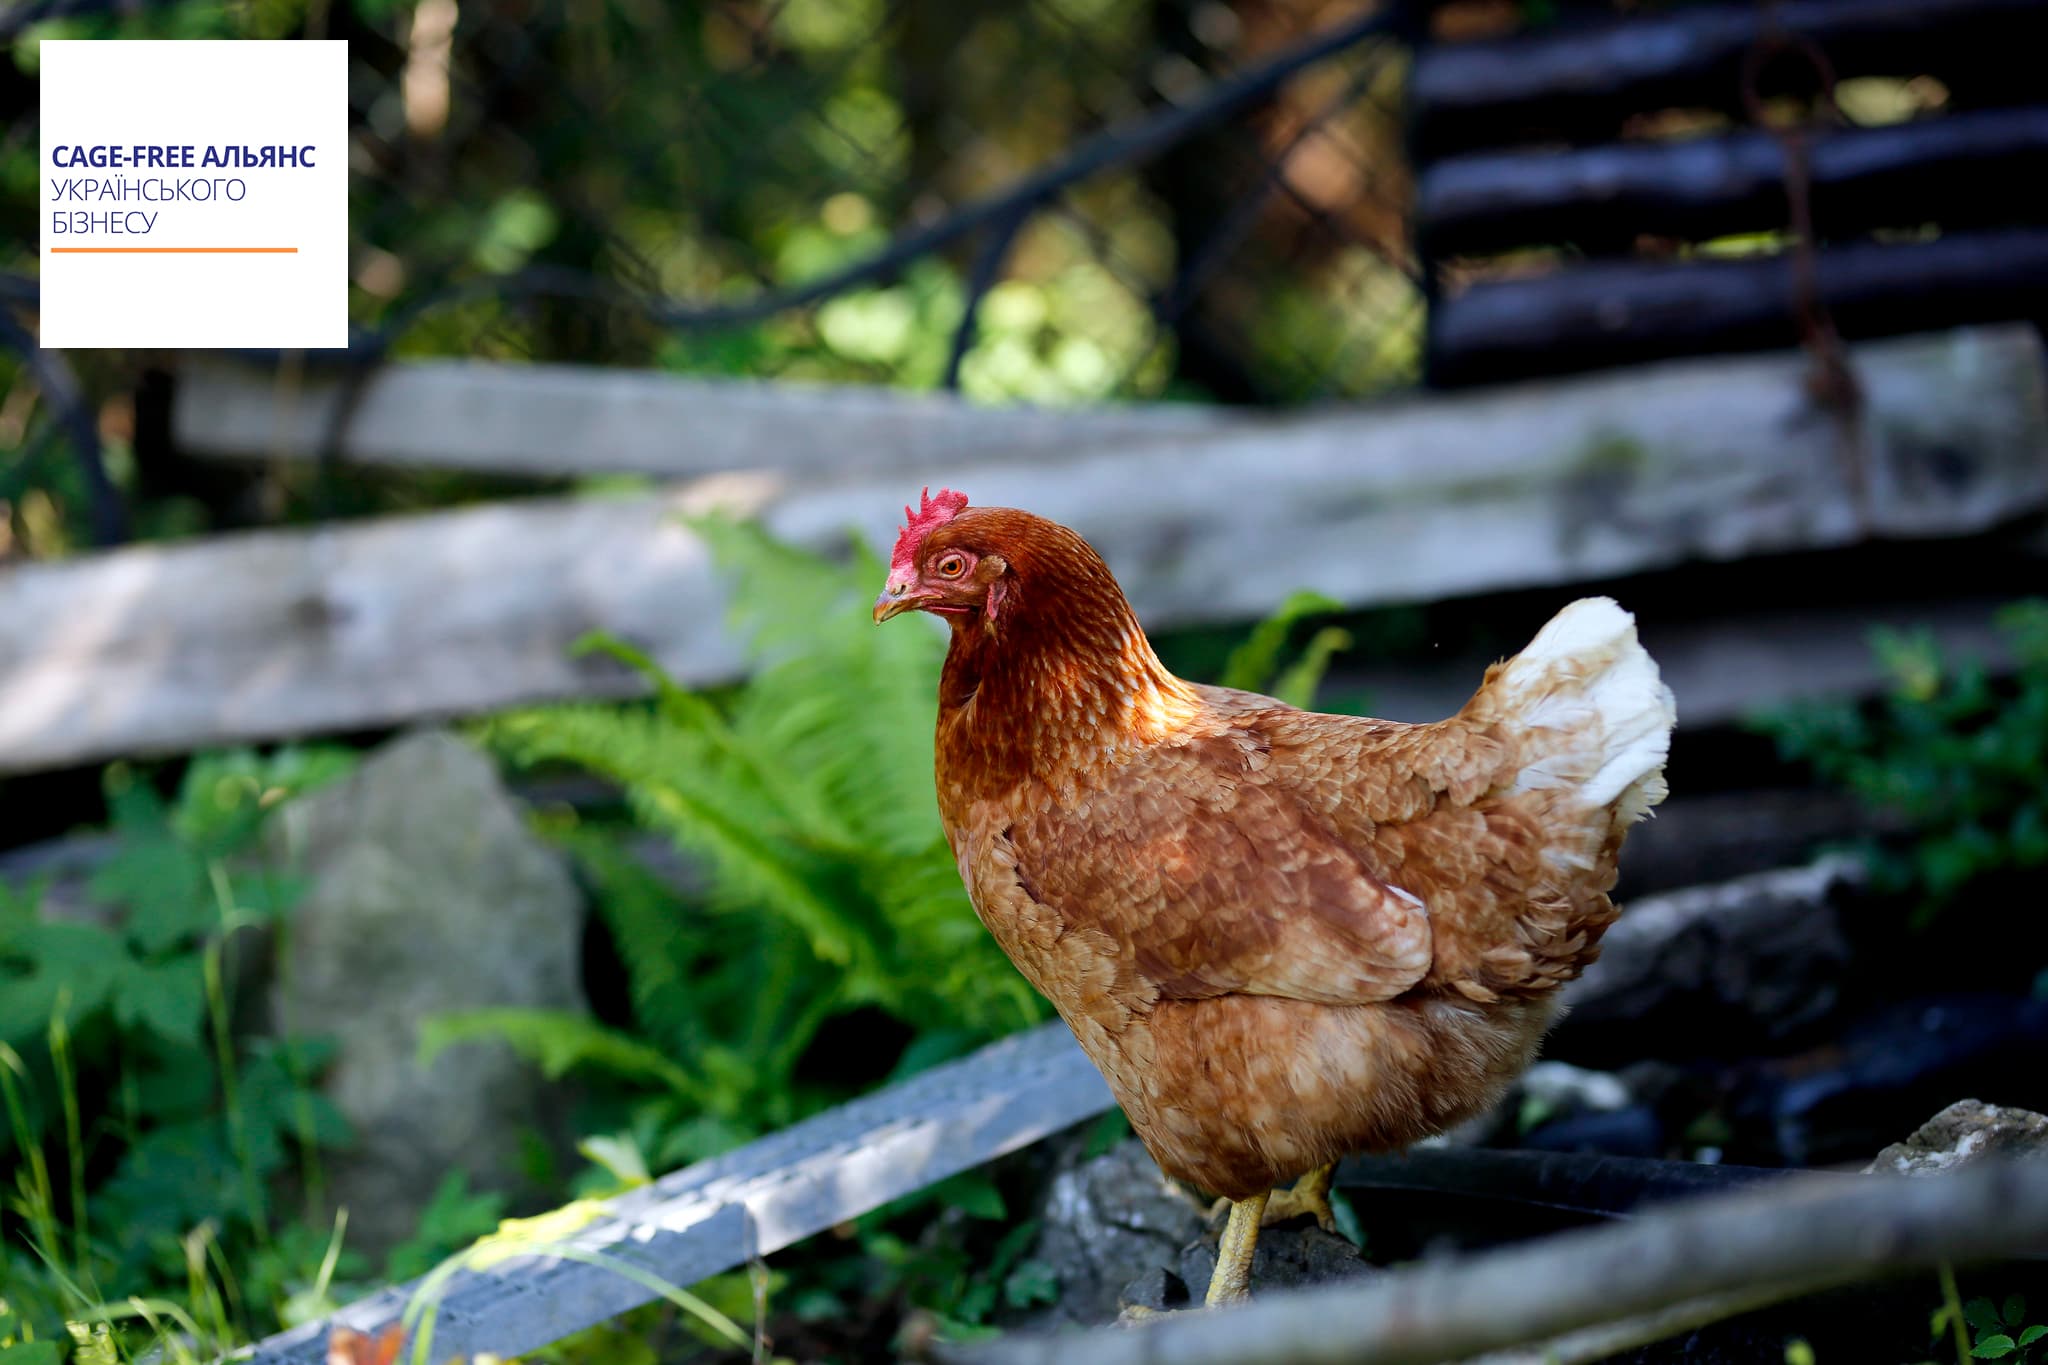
left=2, top=0, right=1419, bottom=561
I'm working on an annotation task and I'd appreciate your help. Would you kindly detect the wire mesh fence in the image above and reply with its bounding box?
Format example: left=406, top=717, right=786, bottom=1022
left=1, top=0, right=1424, bottom=557
left=4, top=0, right=1421, bottom=405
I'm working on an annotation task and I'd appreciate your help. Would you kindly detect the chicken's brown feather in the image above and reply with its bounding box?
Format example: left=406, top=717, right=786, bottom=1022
left=1008, top=725, right=1433, bottom=1006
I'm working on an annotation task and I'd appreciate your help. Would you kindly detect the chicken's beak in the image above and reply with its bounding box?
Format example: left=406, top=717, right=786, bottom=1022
left=873, top=584, right=926, bottom=623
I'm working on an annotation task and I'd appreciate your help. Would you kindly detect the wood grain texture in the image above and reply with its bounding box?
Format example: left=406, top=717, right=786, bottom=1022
left=236, top=1020, right=1111, bottom=1365
left=172, top=358, right=1238, bottom=479
left=4, top=327, right=2043, bottom=773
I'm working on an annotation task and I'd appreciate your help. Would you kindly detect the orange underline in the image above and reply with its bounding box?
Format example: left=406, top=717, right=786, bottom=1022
left=49, top=246, right=299, bottom=253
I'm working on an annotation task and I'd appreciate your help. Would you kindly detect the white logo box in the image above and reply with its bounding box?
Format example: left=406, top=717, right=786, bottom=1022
left=39, top=39, right=347, bottom=349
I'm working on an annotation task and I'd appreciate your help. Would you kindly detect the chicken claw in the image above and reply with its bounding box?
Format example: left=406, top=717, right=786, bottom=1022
left=1260, top=1163, right=1338, bottom=1234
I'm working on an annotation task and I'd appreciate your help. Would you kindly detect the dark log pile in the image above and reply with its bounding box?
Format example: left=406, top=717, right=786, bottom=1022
left=1412, top=0, right=2048, bottom=386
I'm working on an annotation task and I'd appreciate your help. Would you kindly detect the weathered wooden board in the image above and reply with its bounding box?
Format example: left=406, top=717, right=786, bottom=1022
left=172, top=359, right=1240, bottom=480
left=4, top=327, right=2043, bottom=773
left=236, top=1019, right=1112, bottom=1365
left=1336, top=595, right=2019, bottom=727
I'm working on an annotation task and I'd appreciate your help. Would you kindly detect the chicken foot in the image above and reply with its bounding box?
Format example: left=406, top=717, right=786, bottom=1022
left=1259, top=1162, right=1338, bottom=1233
left=1206, top=1163, right=1340, bottom=1233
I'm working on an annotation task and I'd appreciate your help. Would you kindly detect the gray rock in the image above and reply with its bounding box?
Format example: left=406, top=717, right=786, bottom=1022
left=1116, top=1267, right=1188, bottom=1314
left=1563, top=856, right=1859, bottom=1041
left=1025, top=1139, right=1209, bottom=1328
left=1864, top=1099, right=2048, bottom=1177
left=1026, top=1139, right=1377, bottom=1325
left=268, top=731, right=587, bottom=1255
left=1179, top=1223, right=1371, bottom=1301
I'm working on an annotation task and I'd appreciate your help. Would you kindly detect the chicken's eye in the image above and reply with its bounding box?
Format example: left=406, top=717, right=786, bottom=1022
left=936, top=554, right=968, bottom=578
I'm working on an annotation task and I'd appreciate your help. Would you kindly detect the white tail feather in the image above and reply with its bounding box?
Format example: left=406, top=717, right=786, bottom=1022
left=1496, top=597, right=1675, bottom=823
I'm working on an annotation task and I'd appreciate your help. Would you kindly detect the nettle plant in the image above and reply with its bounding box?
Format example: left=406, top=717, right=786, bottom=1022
left=1757, top=600, right=2048, bottom=923
left=464, top=519, right=1049, bottom=1179
left=0, top=749, right=356, bottom=1354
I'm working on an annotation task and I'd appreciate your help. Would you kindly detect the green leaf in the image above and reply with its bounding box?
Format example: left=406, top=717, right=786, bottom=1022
left=419, top=1008, right=703, bottom=1101
left=1220, top=590, right=1342, bottom=694
left=2003, top=1296, right=2026, bottom=1327
left=0, top=919, right=124, bottom=1044
left=1003, top=1259, right=1059, bottom=1310
left=1972, top=1335, right=2016, bottom=1359
left=1969, top=1300, right=2006, bottom=1335
left=931, top=1170, right=1006, bottom=1221
left=578, top=1133, right=653, bottom=1189
left=111, top=954, right=206, bottom=1044
left=0, top=1344, right=59, bottom=1365
left=90, top=776, right=219, bottom=952
left=1272, top=625, right=1353, bottom=710
left=385, top=1169, right=506, bottom=1281
left=2017, top=1325, right=2046, bottom=1349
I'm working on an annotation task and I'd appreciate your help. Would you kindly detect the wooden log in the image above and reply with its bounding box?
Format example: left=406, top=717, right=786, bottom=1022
left=236, top=1020, right=1112, bottom=1365
left=1409, top=0, right=2048, bottom=159
left=1428, top=228, right=2048, bottom=385
left=2, top=327, right=2043, bottom=774
left=170, top=360, right=1241, bottom=480
left=1418, top=106, right=2048, bottom=259
left=959, top=1160, right=2048, bottom=1365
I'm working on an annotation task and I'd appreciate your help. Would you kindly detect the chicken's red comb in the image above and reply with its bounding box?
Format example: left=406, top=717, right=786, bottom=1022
left=890, top=487, right=969, bottom=578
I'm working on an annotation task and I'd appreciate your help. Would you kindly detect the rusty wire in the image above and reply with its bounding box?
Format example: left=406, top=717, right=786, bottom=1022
left=1741, top=1, right=1870, bottom=527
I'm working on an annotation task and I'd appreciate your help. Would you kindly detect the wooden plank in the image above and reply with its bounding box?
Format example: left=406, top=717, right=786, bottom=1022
left=1418, top=106, right=2048, bottom=259
left=1335, top=595, right=2019, bottom=728
left=965, top=1161, right=2048, bottom=1365
left=3, top=326, right=2043, bottom=774
left=1409, top=0, right=2047, bottom=159
left=236, top=1020, right=1112, bottom=1365
left=1429, top=228, right=2048, bottom=386
left=171, top=359, right=1242, bottom=480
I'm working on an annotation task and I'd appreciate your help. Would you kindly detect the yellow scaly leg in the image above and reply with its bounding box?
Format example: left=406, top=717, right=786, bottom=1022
left=1204, top=1190, right=1269, bottom=1306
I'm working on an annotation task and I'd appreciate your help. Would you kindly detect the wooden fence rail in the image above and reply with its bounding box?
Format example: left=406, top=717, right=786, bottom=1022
left=172, top=361, right=1240, bottom=482
left=3, top=326, right=2043, bottom=775
left=236, top=1021, right=1110, bottom=1365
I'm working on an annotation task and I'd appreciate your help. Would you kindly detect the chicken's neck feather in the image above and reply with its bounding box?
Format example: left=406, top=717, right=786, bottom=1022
left=935, top=550, right=1201, bottom=799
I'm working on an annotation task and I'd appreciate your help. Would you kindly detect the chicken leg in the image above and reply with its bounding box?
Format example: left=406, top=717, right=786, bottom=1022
left=1204, top=1164, right=1340, bottom=1306
left=1205, top=1191, right=1269, bottom=1306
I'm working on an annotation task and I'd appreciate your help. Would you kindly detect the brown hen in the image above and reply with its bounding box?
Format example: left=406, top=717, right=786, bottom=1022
left=875, top=490, right=1675, bottom=1306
